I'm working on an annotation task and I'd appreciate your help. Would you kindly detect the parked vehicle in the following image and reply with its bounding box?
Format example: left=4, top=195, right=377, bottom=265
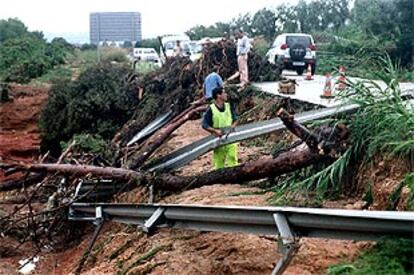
left=160, top=34, right=191, bottom=58
left=266, top=33, right=316, bottom=75
left=187, top=41, right=203, bottom=61
left=133, top=48, right=162, bottom=67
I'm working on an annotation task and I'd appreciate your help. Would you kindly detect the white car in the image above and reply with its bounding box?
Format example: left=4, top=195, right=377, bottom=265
left=161, top=34, right=191, bottom=58
left=133, top=48, right=162, bottom=67
left=266, top=33, right=317, bottom=75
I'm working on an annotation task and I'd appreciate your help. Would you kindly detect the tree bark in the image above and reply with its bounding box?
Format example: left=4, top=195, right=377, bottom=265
left=277, top=108, right=319, bottom=150
left=1, top=110, right=348, bottom=193
left=0, top=173, right=44, bottom=192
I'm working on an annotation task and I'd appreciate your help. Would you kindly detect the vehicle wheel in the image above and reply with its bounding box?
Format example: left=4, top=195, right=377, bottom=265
left=296, top=68, right=304, bottom=75
left=311, top=64, right=316, bottom=75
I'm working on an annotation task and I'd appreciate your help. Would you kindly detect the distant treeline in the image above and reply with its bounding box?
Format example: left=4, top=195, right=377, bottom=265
left=0, top=18, right=74, bottom=83
left=180, top=0, right=412, bottom=69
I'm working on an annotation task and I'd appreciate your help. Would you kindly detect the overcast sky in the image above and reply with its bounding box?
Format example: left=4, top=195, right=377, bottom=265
left=0, top=0, right=297, bottom=42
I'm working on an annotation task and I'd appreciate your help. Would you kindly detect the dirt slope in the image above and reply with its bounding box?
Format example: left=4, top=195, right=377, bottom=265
left=0, top=84, right=48, bottom=181
left=0, top=95, right=371, bottom=274
left=41, top=120, right=363, bottom=275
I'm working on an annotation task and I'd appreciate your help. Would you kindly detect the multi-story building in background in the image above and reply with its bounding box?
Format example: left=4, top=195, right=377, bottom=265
left=89, top=12, right=142, bottom=45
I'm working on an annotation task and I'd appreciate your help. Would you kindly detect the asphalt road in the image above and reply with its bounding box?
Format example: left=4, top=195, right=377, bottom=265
left=254, top=70, right=414, bottom=107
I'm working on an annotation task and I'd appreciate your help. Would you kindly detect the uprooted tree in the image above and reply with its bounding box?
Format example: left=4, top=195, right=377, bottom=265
left=0, top=105, right=350, bottom=255
left=1, top=37, right=336, bottom=257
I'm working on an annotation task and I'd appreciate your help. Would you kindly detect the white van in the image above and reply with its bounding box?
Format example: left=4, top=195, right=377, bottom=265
left=133, top=48, right=162, bottom=67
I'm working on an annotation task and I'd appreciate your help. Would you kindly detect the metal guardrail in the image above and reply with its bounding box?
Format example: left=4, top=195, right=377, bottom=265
left=143, top=103, right=360, bottom=172
left=144, top=92, right=414, bottom=173
left=127, top=111, right=174, bottom=146
left=69, top=203, right=414, bottom=274
left=69, top=203, right=414, bottom=240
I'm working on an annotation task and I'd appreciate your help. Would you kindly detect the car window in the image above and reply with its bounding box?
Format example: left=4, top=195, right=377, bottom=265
left=165, top=42, right=174, bottom=50
left=182, top=44, right=190, bottom=52
left=286, top=36, right=311, bottom=47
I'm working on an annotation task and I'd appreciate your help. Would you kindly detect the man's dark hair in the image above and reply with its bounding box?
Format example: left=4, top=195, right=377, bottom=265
left=212, top=86, right=224, bottom=100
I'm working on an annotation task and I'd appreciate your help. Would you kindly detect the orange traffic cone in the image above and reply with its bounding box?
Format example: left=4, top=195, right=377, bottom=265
left=336, top=66, right=346, bottom=91
left=321, top=72, right=334, bottom=98
left=305, top=64, right=313, bottom=80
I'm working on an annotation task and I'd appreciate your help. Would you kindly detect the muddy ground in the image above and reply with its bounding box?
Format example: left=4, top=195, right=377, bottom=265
left=0, top=84, right=406, bottom=274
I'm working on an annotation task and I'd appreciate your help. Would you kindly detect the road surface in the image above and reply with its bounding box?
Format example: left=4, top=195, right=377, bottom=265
left=253, top=71, right=414, bottom=107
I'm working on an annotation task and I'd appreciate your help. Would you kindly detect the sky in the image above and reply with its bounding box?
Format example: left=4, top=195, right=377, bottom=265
left=0, top=0, right=297, bottom=43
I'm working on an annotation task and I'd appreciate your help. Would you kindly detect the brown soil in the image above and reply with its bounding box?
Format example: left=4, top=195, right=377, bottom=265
left=0, top=93, right=395, bottom=274
left=48, top=119, right=364, bottom=275
left=0, top=84, right=48, bottom=181
left=355, top=156, right=412, bottom=210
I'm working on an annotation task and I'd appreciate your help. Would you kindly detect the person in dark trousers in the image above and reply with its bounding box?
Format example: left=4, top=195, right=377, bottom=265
left=202, top=86, right=238, bottom=169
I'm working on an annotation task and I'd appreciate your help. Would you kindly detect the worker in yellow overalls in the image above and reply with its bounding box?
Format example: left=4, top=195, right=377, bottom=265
left=202, top=86, right=238, bottom=169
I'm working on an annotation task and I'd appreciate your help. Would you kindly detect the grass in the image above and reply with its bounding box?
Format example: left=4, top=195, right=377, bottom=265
left=270, top=56, right=414, bottom=199
left=315, top=30, right=413, bottom=82
left=328, top=238, right=414, bottom=275
left=134, top=61, right=160, bottom=75
left=117, top=245, right=169, bottom=275
left=30, top=66, right=72, bottom=84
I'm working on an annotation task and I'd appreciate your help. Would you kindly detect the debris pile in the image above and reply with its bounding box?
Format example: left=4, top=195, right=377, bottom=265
left=2, top=41, right=349, bottom=265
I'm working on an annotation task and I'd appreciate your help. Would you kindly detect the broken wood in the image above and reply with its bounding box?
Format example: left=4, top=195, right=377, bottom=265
left=0, top=122, right=348, bottom=193
left=0, top=173, right=44, bottom=192
left=277, top=107, right=320, bottom=150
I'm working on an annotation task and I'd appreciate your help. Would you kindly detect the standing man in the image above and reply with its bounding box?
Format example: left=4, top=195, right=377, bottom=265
left=174, top=40, right=183, bottom=57
left=203, top=65, right=224, bottom=101
left=202, top=87, right=238, bottom=169
left=235, top=29, right=251, bottom=87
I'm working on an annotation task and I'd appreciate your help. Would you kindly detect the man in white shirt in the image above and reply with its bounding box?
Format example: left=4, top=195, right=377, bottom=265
left=235, top=29, right=251, bottom=87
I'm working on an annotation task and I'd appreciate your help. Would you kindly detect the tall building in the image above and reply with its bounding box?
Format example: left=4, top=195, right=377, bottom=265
left=90, top=12, right=142, bottom=45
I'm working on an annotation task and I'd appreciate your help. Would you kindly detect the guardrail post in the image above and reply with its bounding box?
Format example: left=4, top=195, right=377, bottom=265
left=148, top=184, right=154, bottom=203
left=272, top=213, right=299, bottom=275
left=74, top=206, right=105, bottom=274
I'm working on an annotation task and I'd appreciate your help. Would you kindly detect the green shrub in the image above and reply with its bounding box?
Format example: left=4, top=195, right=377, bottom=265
left=0, top=21, right=73, bottom=83
left=100, top=47, right=128, bottom=63
left=270, top=57, right=414, bottom=198
left=328, top=238, right=414, bottom=275
left=33, top=66, right=72, bottom=84
left=251, top=36, right=269, bottom=58
left=60, top=134, right=110, bottom=157
left=39, top=62, right=139, bottom=156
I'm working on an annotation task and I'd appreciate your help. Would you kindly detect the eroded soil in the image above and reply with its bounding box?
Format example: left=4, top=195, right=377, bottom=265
left=0, top=84, right=49, bottom=181
left=0, top=88, right=387, bottom=275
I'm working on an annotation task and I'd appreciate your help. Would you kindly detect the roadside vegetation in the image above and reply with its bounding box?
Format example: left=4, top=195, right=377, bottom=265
left=0, top=0, right=413, bottom=273
left=269, top=57, right=413, bottom=203
left=328, top=238, right=413, bottom=275
left=0, top=18, right=74, bottom=83
left=184, top=0, right=413, bottom=80
left=39, top=62, right=139, bottom=156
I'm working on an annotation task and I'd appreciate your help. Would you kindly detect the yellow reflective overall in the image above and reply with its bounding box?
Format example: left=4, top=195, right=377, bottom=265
left=211, top=102, right=238, bottom=169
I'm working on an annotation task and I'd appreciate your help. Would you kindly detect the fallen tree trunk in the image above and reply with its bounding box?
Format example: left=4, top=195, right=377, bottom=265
left=0, top=148, right=324, bottom=192
left=127, top=105, right=207, bottom=169
left=0, top=173, right=44, bottom=192
left=1, top=110, right=348, bottom=193
left=0, top=122, right=347, bottom=192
